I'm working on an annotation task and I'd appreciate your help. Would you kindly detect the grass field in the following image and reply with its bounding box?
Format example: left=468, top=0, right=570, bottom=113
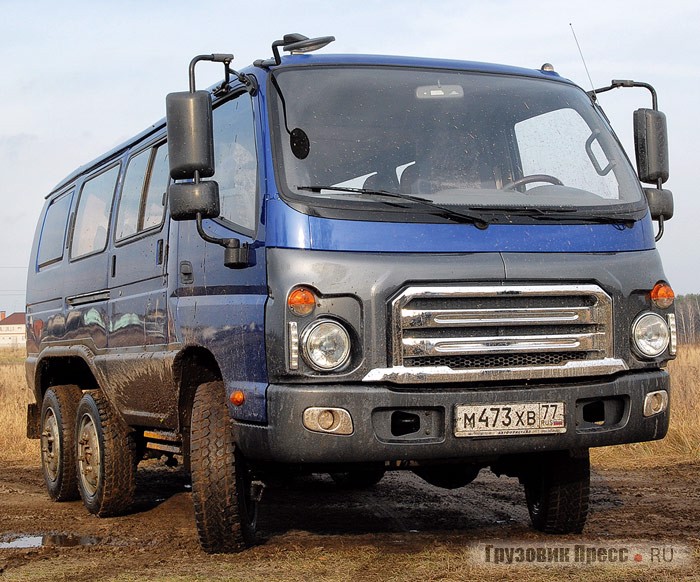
left=1, top=345, right=698, bottom=466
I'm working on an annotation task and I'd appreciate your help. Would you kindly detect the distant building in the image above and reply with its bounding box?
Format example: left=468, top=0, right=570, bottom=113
left=0, top=312, right=26, bottom=348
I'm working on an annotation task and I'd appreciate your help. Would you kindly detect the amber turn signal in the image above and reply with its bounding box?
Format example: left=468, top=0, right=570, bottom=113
left=230, top=390, right=245, bottom=407
left=288, top=287, right=316, bottom=316
left=650, top=282, right=674, bottom=309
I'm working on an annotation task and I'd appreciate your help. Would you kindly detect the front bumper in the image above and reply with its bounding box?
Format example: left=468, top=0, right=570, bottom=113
left=233, top=370, right=670, bottom=464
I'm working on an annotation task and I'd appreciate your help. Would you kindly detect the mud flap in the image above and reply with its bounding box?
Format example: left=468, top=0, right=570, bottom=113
left=26, top=403, right=40, bottom=439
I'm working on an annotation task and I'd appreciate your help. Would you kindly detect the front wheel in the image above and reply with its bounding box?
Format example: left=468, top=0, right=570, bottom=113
left=75, top=391, right=136, bottom=516
left=190, top=381, right=257, bottom=553
left=522, top=449, right=590, bottom=534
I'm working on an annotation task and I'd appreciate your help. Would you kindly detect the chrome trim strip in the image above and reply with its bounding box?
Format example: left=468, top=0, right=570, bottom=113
left=362, top=358, right=628, bottom=384
left=401, top=306, right=594, bottom=328
left=66, top=290, right=110, bottom=307
left=402, top=332, right=604, bottom=356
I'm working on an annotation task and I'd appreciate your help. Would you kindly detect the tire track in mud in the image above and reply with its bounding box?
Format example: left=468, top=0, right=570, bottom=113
left=1, top=461, right=699, bottom=580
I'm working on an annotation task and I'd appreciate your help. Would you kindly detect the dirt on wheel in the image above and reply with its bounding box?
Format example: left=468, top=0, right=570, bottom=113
left=0, top=457, right=698, bottom=581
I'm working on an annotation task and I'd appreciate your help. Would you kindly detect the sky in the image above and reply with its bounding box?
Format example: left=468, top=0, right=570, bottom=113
left=1, top=0, right=698, bottom=313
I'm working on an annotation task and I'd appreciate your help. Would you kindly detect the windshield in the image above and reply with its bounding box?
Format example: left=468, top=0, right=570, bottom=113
left=270, top=66, right=644, bottom=222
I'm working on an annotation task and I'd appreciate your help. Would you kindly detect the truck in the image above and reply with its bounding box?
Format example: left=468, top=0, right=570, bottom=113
left=26, top=33, right=675, bottom=553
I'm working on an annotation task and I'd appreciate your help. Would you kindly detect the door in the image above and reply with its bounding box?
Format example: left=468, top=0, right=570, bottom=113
left=109, top=140, right=170, bottom=348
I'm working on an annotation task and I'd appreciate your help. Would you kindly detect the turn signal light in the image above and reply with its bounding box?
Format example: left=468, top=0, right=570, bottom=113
left=650, top=282, right=674, bottom=309
left=230, top=390, right=245, bottom=407
left=288, top=287, right=316, bottom=316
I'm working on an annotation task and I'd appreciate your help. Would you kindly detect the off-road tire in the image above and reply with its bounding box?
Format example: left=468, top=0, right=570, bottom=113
left=330, top=467, right=386, bottom=489
left=75, top=391, right=136, bottom=516
left=523, top=449, right=590, bottom=534
left=40, top=385, right=82, bottom=501
left=190, top=381, right=257, bottom=553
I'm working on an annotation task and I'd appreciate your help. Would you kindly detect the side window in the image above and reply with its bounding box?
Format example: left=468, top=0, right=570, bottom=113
left=212, top=95, right=258, bottom=233
left=115, top=142, right=168, bottom=241
left=71, top=165, right=120, bottom=259
left=116, top=149, right=150, bottom=240
left=143, top=144, right=169, bottom=230
left=37, top=190, right=74, bottom=267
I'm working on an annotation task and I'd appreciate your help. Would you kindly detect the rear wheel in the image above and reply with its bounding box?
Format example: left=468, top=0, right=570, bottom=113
left=190, top=381, right=257, bottom=553
left=40, top=385, right=82, bottom=501
left=75, top=391, right=136, bottom=516
left=522, top=449, right=590, bottom=534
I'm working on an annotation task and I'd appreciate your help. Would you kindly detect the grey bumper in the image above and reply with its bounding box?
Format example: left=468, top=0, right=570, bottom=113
left=234, top=370, right=670, bottom=464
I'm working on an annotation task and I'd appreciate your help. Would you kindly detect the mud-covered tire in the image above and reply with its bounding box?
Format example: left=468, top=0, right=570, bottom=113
left=523, top=449, right=590, bottom=534
left=190, top=381, right=257, bottom=553
left=75, top=391, right=136, bottom=516
left=330, top=467, right=386, bottom=489
left=40, top=385, right=82, bottom=501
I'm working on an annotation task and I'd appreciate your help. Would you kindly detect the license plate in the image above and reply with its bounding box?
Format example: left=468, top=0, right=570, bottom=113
left=454, top=402, right=566, bottom=437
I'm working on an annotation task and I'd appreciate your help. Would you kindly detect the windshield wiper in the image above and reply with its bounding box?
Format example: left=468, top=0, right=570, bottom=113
left=296, top=185, right=490, bottom=229
left=472, top=206, right=637, bottom=226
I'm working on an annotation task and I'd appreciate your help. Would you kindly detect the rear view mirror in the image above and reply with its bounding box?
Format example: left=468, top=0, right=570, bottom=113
left=169, top=181, right=220, bottom=221
left=644, top=188, right=673, bottom=222
left=166, top=90, right=220, bottom=221
left=166, top=91, right=215, bottom=180
left=634, top=108, right=669, bottom=184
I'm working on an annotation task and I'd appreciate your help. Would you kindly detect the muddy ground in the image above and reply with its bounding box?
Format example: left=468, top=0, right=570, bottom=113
left=1, top=458, right=698, bottom=581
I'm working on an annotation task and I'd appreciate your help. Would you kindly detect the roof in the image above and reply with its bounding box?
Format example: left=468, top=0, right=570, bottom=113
left=0, top=312, right=25, bottom=326
left=274, top=53, right=571, bottom=84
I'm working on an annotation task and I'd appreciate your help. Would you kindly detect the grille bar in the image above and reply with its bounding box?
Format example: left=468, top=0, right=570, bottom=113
left=401, top=305, right=595, bottom=328
left=402, top=332, right=605, bottom=357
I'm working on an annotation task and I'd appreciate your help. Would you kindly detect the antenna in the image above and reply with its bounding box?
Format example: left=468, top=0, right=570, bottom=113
left=570, top=23, right=596, bottom=94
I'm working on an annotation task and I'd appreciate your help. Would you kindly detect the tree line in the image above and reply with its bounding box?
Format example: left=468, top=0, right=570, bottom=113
left=674, top=294, right=700, bottom=344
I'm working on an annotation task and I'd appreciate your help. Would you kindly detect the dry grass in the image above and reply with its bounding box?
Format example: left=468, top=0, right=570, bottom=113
left=0, top=347, right=38, bottom=463
left=0, top=346, right=698, bottom=468
left=592, top=343, right=700, bottom=469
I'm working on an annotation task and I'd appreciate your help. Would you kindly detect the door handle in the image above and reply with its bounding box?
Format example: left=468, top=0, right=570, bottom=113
left=156, top=239, right=164, bottom=265
left=180, top=261, right=194, bottom=285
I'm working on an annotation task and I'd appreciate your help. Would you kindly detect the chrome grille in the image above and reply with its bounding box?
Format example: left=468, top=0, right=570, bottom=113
left=362, top=284, right=627, bottom=385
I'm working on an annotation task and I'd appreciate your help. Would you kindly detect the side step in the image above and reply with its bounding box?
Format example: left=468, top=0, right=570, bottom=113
left=143, top=430, right=182, bottom=455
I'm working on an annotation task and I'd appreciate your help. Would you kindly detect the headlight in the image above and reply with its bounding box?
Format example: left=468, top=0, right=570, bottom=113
left=302, top=320, right=351, bottom=371
left=632, top=312, right=670, bottom=358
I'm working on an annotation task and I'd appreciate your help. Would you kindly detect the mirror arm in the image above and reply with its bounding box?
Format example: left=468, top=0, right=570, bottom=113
left=590, top=80, right=659, bottom=111
left=654, top=215, right=665, bottom=243
left=195, top=213, right=250, bottom=269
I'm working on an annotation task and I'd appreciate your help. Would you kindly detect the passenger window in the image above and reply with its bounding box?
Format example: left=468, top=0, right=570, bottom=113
left=116, top=149, right=150, bottom=240
left=212, top=95, right=257, bottom=233
left=37, top=190, right=73, bottom=267
left=115, top=143, right=168, bottom=241
left=143, top=144, right=169, bottom=230
left=71, top=165, right=119, bottom=259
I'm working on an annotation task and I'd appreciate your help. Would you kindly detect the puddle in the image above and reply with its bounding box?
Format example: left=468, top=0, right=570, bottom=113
left=0, top=534, right=101, bottom=549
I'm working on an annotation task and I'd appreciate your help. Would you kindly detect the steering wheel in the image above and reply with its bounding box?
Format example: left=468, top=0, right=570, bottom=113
left=502, top=174, right=563, bottom=191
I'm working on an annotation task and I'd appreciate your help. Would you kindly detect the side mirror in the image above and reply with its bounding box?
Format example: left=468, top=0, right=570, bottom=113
left=634, top=108, right=669, bottom=184
left=166, top=90, right=221, bottom=221
left=169, top=181, right=220, bottom=221
left=166, top=91, right=215, bottom=179
left=644, top=188, right=673, bottom=221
